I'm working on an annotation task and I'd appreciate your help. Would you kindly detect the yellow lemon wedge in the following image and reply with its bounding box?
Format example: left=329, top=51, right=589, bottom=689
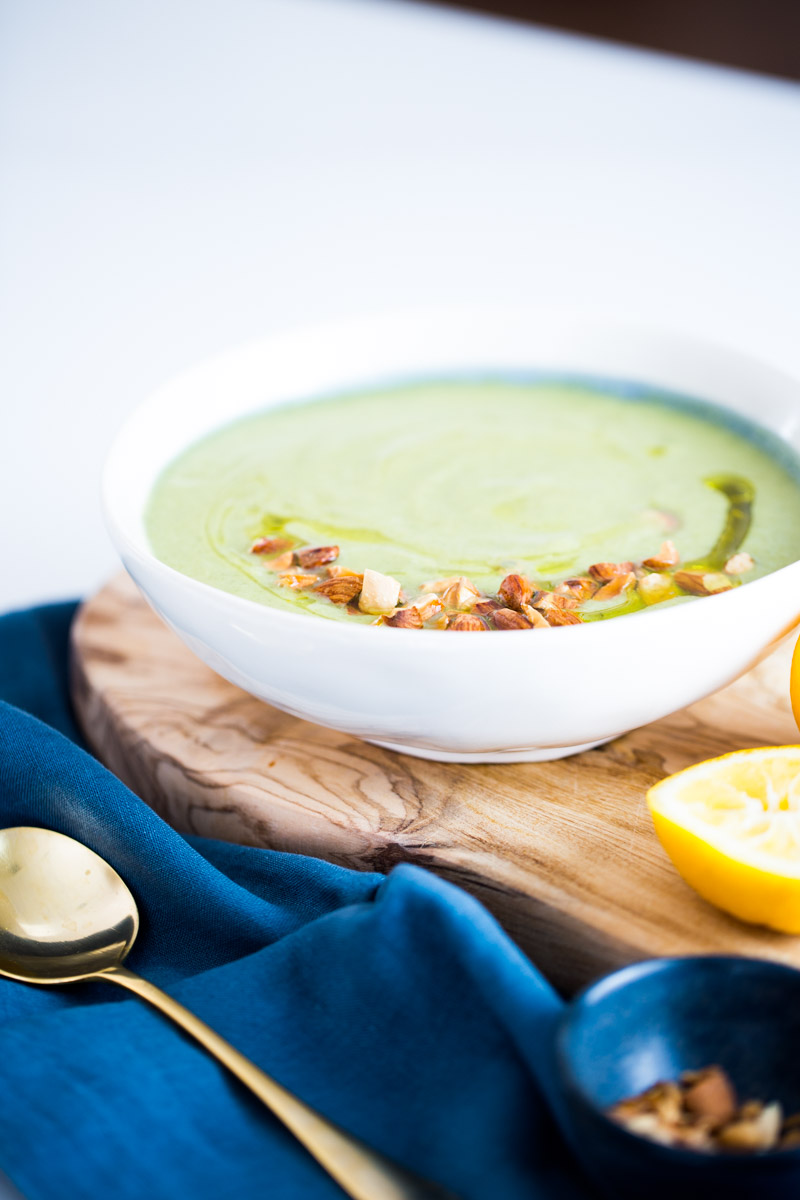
left=790, top=636, right=800, bottom=733
left=647, top=747, right=800, bottom=933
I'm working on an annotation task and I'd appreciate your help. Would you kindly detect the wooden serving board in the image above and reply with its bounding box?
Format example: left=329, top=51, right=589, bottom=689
left=71, top=574, right=800, bottom=993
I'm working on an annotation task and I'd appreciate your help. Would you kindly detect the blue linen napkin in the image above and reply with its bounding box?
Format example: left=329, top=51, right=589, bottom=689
left=0, top=602, right=597, bottom=1200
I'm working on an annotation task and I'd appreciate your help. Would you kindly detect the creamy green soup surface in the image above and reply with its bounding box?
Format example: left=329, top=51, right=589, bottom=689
left=145, top=379, right=800, bottom=625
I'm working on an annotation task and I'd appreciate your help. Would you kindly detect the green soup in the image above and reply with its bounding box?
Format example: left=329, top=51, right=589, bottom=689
left=145, top=379, right=800, bottom=624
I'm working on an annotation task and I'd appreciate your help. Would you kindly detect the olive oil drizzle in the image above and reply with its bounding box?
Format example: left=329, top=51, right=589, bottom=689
left=213, top=473, right=756, bottom=624
left=694, top=475, right=754, bottom=570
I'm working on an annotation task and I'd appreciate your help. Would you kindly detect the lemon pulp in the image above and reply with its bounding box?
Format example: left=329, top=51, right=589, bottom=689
left=647, top=747, right=800, bottom=933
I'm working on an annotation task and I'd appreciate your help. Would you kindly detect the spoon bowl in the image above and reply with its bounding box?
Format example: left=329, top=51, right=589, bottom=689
left=0, top=826, right=137, bottom=982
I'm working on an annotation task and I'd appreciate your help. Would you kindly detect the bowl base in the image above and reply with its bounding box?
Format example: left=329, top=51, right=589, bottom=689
left=366, top=737, right=612, bottom=763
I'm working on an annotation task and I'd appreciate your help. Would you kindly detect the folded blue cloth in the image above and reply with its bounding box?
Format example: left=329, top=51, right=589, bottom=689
left=0, top=602, right=596, bottom=1200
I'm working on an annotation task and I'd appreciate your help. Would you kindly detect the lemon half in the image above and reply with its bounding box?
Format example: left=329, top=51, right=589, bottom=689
left=790, top=635, right=800, bottom=733
left=647, top=747, right=800, bottom=933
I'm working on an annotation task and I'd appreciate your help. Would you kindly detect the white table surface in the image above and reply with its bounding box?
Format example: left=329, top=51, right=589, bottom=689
left=3, top=0, right=800, bottom=615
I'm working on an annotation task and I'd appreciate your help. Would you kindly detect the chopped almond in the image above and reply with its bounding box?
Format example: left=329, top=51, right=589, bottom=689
left=314, top=575, right=362, bottom=605
left=682, top=1067, right=737, bottom=1124
left=610, top=1067, right=796, bottom=1155
left=593, top=572, right=637, bottom=601
left=493, top=608, right=534, bottom=630
left=326, top=565, right=364, bottom=581
left=415, top=593, right=444, bottom=622
left=385, top=606, right=424, bottom=628
left=358, top=568, right=402, bottom=614
left=674, top=569, right=733, bottom=596
left=637, top=572, right=678, bottom=605
left=447, top=613, right=487, bottom=631
left=671, top=1125, right=717, bottom=1152
left=498, top=573, right=534, bottom=611
left=543, top=606, right=583, bottom=626
left=724, top=552, right=755, bottom=575
left=643, top=540, right=680, bottom=570
left=250, top=535, right=292, bottom=555
left=440, top=577, right=481, bottom=611
left=619, top=1112, right=676, bottom=1146
left=588, top=561, right=635, bottom=582
left=521, top=603, right=550, bottom=628
left=278, top=573, right=318, bottom=590
left=266, top=550, right=295, bottom=572
left=473, top=598, right=502, bottom=615
left=421, top=575, right=466, bottom=595
left=780, top=1114, right=800, bottom=1149
left=294, top=545, right=340, bottom=568
left=640, top=1081, right=684, bottom=1125
left=717, top=1103, right=783, bottom=1152
left=554, top=577, right=597, bottom=602
left=532, top=590, right=578, bottom=612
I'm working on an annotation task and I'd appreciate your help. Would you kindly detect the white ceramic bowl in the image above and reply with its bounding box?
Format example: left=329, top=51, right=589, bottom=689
left=103, top=310, right=800, bottom=762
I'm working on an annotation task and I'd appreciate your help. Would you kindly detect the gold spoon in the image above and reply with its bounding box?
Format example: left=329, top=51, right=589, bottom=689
left=0, top=826, right=453, bottom=1200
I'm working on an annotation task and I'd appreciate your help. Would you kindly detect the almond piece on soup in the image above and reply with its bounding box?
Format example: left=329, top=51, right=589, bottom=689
left=521, top=603, right=550, bottom=628
left=447, top=613, right=487, bottom=631
left=385, top=606, right=424, bottom=628
left=440, top=577, right=481, bottom=611
left=543, top=606, right=583, bottom=626
left=420, top=575, right=465, bottom=595
left=250, top=535, right=293, bottom=555
left=533, top=590, right=578, bottom=612
left=674, top=569, right=733, bottom=596
left=265, top=549, right=295, bottom=572
left=314, top=575, right=362, bottom=605
left=294, top=545, right=340, bottom=568
left=415, top=593, right=444, bottom=622
left=473, top=597, right=501, bottom=615
left=593, top=572, right=637, bottom=601
left=358, top=568, right=402, bottom=614
left=493, top=608, right=534, bottom=630
left=326, top=565, right=363, bottom=580
left=498, top=573, right=534, bottom=611
left=588, top=561, right=635, bottom=582
left=637, top=572, right=678, bottom=605
left=278, top=572, right=319, bottom=590
left=554, top=577, right=597, bottom=602
left=724, top=552, right=755, bottom=575
left=642, top=540, right=680, bottom=570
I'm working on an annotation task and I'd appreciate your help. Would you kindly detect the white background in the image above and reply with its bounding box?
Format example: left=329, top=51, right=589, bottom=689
left=2, top=0, right=800, bottom=616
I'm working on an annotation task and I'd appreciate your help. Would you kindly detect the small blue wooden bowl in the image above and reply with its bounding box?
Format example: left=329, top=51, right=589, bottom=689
left=557, top=957, right=800, bottom=1200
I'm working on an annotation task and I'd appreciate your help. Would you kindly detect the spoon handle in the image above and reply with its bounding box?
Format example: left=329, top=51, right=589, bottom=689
left=100, top=965, right=454, bottom=1200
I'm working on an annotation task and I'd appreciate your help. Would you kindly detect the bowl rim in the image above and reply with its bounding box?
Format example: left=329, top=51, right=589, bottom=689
left=102, top=306, right=800, bottom=647
left=556, top=954, right=800, bottom=1164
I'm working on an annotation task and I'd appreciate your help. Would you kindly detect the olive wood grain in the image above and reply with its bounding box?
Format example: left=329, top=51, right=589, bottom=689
left=71, top=573, right=800, bottom=993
